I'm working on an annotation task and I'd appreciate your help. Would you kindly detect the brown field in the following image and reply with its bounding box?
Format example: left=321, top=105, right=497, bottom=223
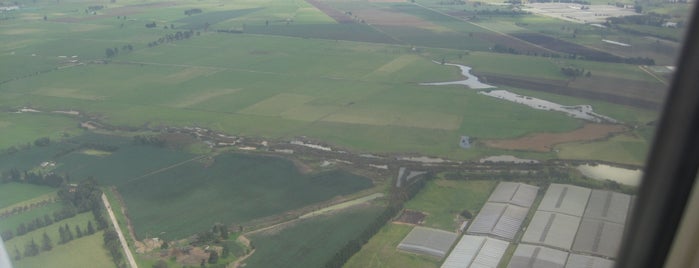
left=476, top=32, right=552, bottom=55
left=353, top=8, right=446, bottom=31
left=483, top=123, right=627, bottom=152
left=511, top=33, right=618, bottom=60
left=305, top=0, right=355, bottom=23
left=477, top=72, right=664, bottom=109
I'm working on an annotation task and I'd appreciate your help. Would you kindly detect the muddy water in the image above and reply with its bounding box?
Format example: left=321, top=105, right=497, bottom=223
left=577, top=164, right=642, bottom=186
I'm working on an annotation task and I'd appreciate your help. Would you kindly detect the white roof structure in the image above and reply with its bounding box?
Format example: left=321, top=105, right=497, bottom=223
left=467, top=202, right=530, bottom=241
left=398, top=226, right=458, bottom=259
left=441, top=235, right=510, bottom=268
left=583, top=189, right=632, bottom=224
left=507, top=244, right=569, bottom=268
left=572, top=218, right=625, bottom=258
left=521, top=211, right=581, bottom=251
left=566, top=253, right=615, bottom=268
left=538, top=184, right=591, bottom=217
left=488, top=182, right=539, bottom=208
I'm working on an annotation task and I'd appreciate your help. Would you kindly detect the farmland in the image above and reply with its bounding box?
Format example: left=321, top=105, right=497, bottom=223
left=0, top=0, right=688, bottom=266
left=244, top=205, right=385, bottom=268
left=119, top=152, right=374, bottom=240
left=344, top=223, right=440, bottom=268
left=404, top=179, right=497, bottom=231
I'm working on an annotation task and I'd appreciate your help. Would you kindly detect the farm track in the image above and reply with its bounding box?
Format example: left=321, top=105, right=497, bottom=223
left=102, top=193, right=138, bottom=268
left=125, top=154, right=208, bottom=183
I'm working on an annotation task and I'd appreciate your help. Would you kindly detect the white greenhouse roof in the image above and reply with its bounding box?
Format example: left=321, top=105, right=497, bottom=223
left=441, top=235, right=509, bottom=268
left=398, top=226, right=458, bottom=259
left=507, top=244, right=569, bottom=268
left=566, top=253, right=615, bottom=268
left=467, top=202, right=530, bottom=241
left=488, top=182, right=539, bottom=208
left=583, top=189, right=632, bottom=224
left=572, top=218, right=625, bottom=259
left=521, top=211, right=581, bottom=251
left=538, top=184, right=591, bottom=217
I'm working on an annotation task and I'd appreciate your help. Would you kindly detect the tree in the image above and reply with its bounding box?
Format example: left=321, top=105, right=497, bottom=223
left=87, top=221, right=96, bottom=235
left=59, top=226, right=67, bottom=244
left=65, top=224, right=73, bottom=241
left=153, top=260, right=168, bottom=268
left=75, top=225, right=83, bottom=238
left=208, top=250, right=219, bottom=264
left=105, top=48, right=115, bottom=58
left=41, top=232, right=53, bottom=251
left=459, top=209, right=473, bottom=219
left=221, top=244, right=230, bottom=258
left=14, top=246, right=21, bottom=261
left=24, top=238, right=39, bottom=257
left=219, top=224, right=229, bottom=239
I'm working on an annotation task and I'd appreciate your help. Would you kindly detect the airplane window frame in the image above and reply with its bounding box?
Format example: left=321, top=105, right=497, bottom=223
left=616, top=2, right=699, bottom=267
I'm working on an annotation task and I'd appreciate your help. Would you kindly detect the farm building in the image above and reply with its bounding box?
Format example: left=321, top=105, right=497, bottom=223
left=507, top=244, right=569, bottom=268
left=487, top=182, right=539, bottom=208
left=538, top=184, right=591, bottom=217
left=572, top=218, right=625, bottom=258
left=583, top=189, right=633, bottom=224
left=441, top=235, right=510, bottom=268
left=521, top=211, right=581, bottom=251
left=397, top=226, right=458, bottom=259
left=467, top=202, right=530, bottom=241
left=566, top=253, right=615, bottom=268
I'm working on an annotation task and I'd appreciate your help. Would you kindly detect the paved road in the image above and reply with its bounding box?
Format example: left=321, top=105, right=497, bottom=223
left=102, top=193, right=138, bottom=268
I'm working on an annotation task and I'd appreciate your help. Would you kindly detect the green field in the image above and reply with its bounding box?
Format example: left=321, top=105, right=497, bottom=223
left=118, top=152, right=374, bottom=240
left=0, top=183, right=56, bottom=209
left=343, top=223, right=440, bottom=268
left=244, top=204, right=385, bottom=268
left=404, top=179, right=497, bottom=231
left=0, top=0, right=683, bottom=266
left=10, top=230, right=115, bottom=268
left=0, top=0, right=669, bottom=161
left=5, top=212, right=113, bottom=268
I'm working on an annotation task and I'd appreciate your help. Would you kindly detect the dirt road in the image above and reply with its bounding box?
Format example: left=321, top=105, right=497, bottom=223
left=102, top=193, right=138, bottom=268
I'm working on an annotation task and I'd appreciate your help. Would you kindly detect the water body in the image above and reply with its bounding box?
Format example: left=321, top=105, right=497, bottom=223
left=479, top=90, right=618, bottom=123
left=479, top=155, right=539, bottom=164
left=420, top=62, right=496, bottom=89
left=577, top=164, right=642, bottom=186
left=421, top=62, right=617, bottom=123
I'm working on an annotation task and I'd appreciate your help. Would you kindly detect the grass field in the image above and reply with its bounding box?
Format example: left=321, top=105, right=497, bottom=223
left=118, top=152, right=374, bottom=240
left=10, top=230, right=115, bottom=268
left=404, top=179, right=497, bottom=231
left=556, top=132, right=650, bottom=166
left=5, top=211, right=113, bottom=268
left=0, top=183, right=56, bottom=209
left=343, top=223, right=440, bottom=268
left=244, top=204, right=385, bottom=268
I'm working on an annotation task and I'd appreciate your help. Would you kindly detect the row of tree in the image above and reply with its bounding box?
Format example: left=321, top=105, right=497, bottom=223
left=12, top=220, right=99, bottom=262
left=323, top=173, right=433, bottom=267
left=133, top=135, right=167, bottom=147
left=2, top=168, right=69, bottom=187
left=103, top=228, right=125, bottom=266
left=146, top=30, right=197, bottom=48
left=0, top=198, right=55, bottom=219
left=105, top=44, right=133, bottom=58
left=560, top=67, right=592, bottom=78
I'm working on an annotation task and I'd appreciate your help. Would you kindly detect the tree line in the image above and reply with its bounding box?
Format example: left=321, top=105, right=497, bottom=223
left=146, top=30, right=197, bottom=48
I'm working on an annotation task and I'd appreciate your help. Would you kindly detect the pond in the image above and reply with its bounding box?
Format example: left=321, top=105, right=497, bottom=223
left=577, top=164, right=642, bottom=186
